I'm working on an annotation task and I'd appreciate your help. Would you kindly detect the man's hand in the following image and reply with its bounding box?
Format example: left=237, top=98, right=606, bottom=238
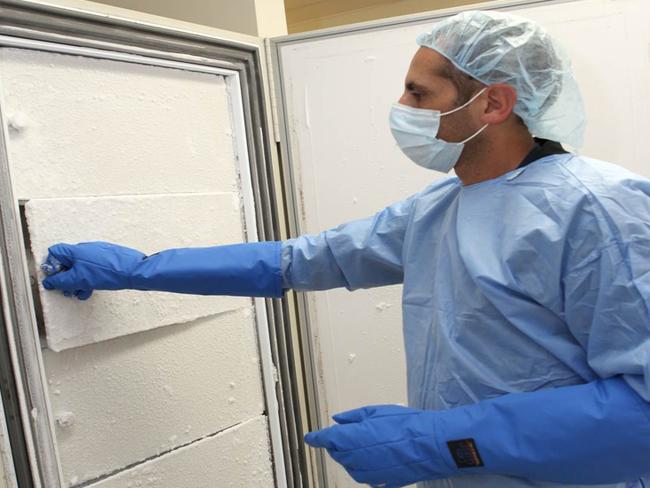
left=41, top=241, right=146, bottom=300
left=305, top=404, right=451, bottom=487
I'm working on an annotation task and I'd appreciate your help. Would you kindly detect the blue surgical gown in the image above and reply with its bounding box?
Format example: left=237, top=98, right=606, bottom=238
left=282, top=153, right=650, bottom=488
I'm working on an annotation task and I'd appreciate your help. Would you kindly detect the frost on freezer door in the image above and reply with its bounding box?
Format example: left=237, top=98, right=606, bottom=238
left=24, top=193, right=248, bottom=351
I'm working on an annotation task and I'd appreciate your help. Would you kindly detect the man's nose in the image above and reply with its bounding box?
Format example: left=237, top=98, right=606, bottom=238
left=398, top=92, right=410, bottom=106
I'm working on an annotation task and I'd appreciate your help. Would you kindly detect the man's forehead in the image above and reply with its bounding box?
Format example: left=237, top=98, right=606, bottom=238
left=405, top=47, right=450, bottom=87
left=408, top=47, right=449, bottom=79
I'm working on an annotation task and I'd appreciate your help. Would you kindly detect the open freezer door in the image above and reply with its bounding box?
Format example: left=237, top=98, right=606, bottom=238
left=270, top=0, right=650, bottom=485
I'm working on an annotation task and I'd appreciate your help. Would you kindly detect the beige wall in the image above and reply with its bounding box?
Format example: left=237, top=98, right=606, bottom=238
left=254, top=0, right=290, bottom=37
left=285, top=0, right=486, bottom=33
left=92, top=0, right=483, bottom=37
left=94, top=0, right=287, bottom=37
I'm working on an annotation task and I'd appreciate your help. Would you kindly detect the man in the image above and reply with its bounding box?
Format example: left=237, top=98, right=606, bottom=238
left=41, top=10, right=650, bottom=488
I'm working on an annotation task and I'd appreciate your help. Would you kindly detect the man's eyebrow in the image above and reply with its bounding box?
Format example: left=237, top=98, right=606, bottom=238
left=405, top=81, right=429, bottom=92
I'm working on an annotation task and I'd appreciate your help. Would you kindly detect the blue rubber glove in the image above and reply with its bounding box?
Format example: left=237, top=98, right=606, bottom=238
left=306, top=404, right=452, bottom=487
left=41, top=241, right=283, bottom=300
left=305, top=377, right=650, bottom=487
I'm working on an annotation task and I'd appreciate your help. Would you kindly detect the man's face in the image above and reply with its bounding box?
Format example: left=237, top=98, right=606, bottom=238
left=398, top=47, right=482, bottom=144
left=399, top=47, right=458, bottom=110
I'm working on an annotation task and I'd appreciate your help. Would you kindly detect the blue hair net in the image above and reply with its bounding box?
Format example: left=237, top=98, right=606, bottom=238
left=416, top=10, right=586, bottom=148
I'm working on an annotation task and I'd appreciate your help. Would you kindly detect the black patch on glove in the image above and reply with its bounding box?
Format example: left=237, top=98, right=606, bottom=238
left=447, top=439, right=484, bottom=468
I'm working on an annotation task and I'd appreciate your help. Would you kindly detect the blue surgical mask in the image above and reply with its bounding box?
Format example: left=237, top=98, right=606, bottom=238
left=389, top=87, right=488, bottom=173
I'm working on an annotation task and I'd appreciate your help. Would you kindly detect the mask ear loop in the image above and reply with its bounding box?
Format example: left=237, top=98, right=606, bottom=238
left=440, top=86, right=489, bottom=144
left=460, top=123, right=489, bottom=144
left=440, top=86, right=488, bottom=116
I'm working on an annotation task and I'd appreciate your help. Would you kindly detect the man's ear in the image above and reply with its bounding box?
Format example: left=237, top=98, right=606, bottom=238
left=480, top=84, right=518, bottom=125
